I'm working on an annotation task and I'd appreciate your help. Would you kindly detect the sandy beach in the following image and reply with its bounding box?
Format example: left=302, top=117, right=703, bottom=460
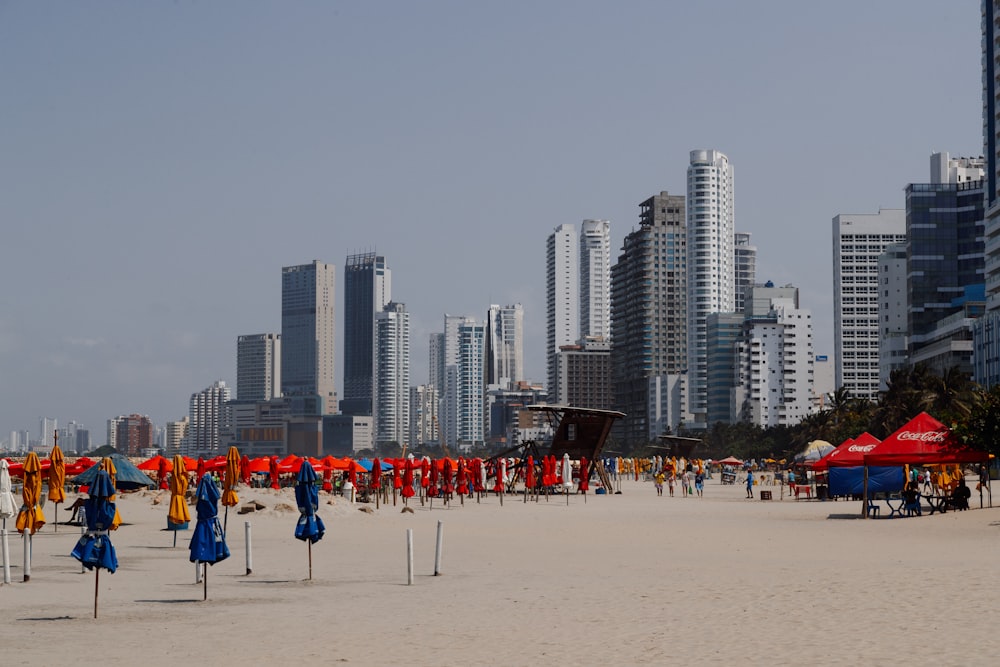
left=2, top=476, right=998, bottom=666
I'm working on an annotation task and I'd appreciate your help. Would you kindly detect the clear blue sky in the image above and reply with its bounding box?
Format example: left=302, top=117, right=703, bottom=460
left=0, top=1, right=982, bottom=444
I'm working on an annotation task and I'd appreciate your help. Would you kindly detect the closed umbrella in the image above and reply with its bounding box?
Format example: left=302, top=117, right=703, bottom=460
left=157, top=456, right=169, bottom=490
left=195, top=456, right=206, bottom=483
left=48, top=442, right=66, bottom=531
left=578, top=456, right=589, bottom=503
left=402, top=458, right=415, bottom=503
left=168, top=454, right=191, bottom=547
left=294, top=460, right=325, bottom=580
left=221, top=446, right=240, bottom=531
left=240, top=454, right=252, bottom=486
left=70, top=468, right=118, bottom=617
left=269, top=456, right=281, bottom=490
left=17, top=452, right=46, bottom=539
left=189, top=474, right=229, bottom=600
left=1, top=459, right=16, bottom=585
left=392, top=458, right=402, bottom=505
left=322, top=460, right=334, bottom=493
left=525, top=455, right=536, bottom=503
left=455, top=457, right=467, bottom=506
left=427, top=460, right=439, bottom=499
left=442, top=459, right=454, bottom=499
left=371, top=457, right=382, bottom=508
left=98, top=457, right=123, bottom=530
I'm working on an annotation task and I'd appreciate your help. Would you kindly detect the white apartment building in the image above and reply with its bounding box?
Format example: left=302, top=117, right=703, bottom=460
left=164, top=416, right=189, bottom=457
left=580, top=219, right=611, bottom=341
left=546, top=223, right=580, bottom=394
left=456, top=319, right=485, bottom=449
left=877, top=243, right=909, bottom=391
left=185, top=380, right=231, bottom=455
left=486, top=303, right=524, bottom=389
left=832, top=209, right=906, bottom=400
left=237, top=333, right=281, bottom=401
left=374, top=302, right=410, bottom=449
left=409, top=384, right=439, bottom=448
left=686, top=149, right=735, bottom=427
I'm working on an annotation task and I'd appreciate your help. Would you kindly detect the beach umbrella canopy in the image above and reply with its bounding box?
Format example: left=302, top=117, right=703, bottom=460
left=401, top=458, right=415, bottom=498
left=294, top=461, right=325, bottom=543
left=157, top=456, right=169, bottom=490
left=70, top=469, right=119, bottom=573
left=16, top=452, right=46, bottom=535
left=371, top=457, right=382, bottom=492
left=420, top=458, right=430, bottom=488
left=240, top=455, right=252, bottom=485
left=48, top=442, right=66, bottom=506
left=578, top=456, right=589, bottom=492
left=195, top=457, right=206, bottom=482
left=137, top=455, right=167, bottom=471
left=427, top=459, right=439, bottom=497
left=0, top=459, right=17, bottom=521
left=221, top=446, right=240, bottom=508
left=392, top=459, right=403, bottom=490
left=563, top=454, right=573, bottom=489
left=189, top=475, right=230, bottom=565
left=269, top=456, right=281, bottom=489
left=168, top=454, right=191, bottom=527
left=71, top=454, right=155, bottom=490
left=526, top=455, right=536, bottom=490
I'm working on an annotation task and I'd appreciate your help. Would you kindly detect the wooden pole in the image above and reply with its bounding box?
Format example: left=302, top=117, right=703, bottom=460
left=862, top=465, right=870, bottom=519
left=203, top=563, right=207, bottom=601
left=308, top=540, right=312, bottom=581
left=94, top=569, right=100, bottom=618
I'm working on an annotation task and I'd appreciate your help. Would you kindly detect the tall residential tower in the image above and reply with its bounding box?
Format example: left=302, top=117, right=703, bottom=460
left=281, top=261, right=337, bottom=411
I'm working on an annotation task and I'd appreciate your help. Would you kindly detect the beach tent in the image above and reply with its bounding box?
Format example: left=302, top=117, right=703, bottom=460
left=814, top=433, right=881, bottom=471
left=715, top=456, right=744, bottom=467
left=863, top=412, right=989, bottom=467
left=794, top=440, right=835, bottom=464
left=823, top=433, right=903, bottom=497
left=71, top=453, right=155, bottom=490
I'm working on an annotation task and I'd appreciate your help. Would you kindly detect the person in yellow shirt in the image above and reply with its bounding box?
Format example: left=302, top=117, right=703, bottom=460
left=654, top=470, right=665, bottom=496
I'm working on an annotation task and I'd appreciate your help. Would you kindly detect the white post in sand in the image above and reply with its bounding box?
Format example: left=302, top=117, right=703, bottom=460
left=406, top=528, right=414, bottom=585
left=433, top=520, right=443, bottom=576
left=23, top=533, right=31, bottom=582
left=195, top=560, right=202, bottom=583
left=245, top=521, right=253, bottom=575
left=1, top=528, right=10, bottom=584
left=80, top=522, right=86, bottom=573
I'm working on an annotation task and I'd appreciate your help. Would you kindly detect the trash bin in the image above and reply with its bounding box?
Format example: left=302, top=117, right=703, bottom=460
left=816, top=484, right=828, bottom=500
left=343, top=481, right=355, bottom=503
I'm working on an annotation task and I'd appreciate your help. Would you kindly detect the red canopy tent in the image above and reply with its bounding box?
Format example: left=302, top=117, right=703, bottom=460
left=816, top=432, right=882, bottom=470
left=863, top=412, right=989, bottom=467
left=714, top=456, right=744, bottom=467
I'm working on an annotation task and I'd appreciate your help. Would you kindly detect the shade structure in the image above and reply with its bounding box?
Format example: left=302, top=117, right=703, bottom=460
left=455, top=458, right=468, bottom=495
left=240, top=455, right=252, bottom=486
left=441, top=458, right=454, bottom=495
left=401, top=458, right=415, bottom=499
left=269, top=456, right=281, bottom=490
left=70, top=469, right=119, bottom=573
left=71, top=453, right=155, bottom=490
left=294, top=461, right=325, bottom=544
left=195, top=457, right=206, bottom=482
left=525, top=455, right=536, bottom=490
left=578, top=456, right=589, bottom=492
left=371, top=457, right=382, bottom=494
left=0, top=459, right=17, bottom=521
left=157, top=456, right=169, bottom=490
left=863, top=412, right=990, bottom=466
left=48, top=443, right=66, bottom=506
left=168, top=454, right=191, bottom=527
left=221, top=446, right=240, bottom=508
left=562, top=453, right=573, bottom=489
left=715, top=456, right=744, bottom=467
left=16, top=452, right=46, bottom=535
left=189, top=475, right=230, bottom=565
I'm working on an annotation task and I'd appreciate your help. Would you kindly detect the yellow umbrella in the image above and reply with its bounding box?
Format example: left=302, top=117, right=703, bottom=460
left=99, top=457, right=123, bottom=530
left=168, top=454, right=191, bottom=527
left=16, top=452, right=46, bottom=535
left=221, top=446, right=240, bottom=508
left=48, top=443, right=66, bottom=531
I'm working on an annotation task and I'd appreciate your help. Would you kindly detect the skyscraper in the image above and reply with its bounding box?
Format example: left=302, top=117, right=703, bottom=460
left=485, top=303, right=524, bottom=389
left=440, top=314, right=476, bottom=448
left=456, top=319, right=485, bottom=448
left=186, top=380, right=231, bottom=455
left=374, top=301, right=410, bottom=449
left=281, top=260, right=337, bottom=411
left=832, top=209, right=906, bottom=400
left=580, top=219, right=611, bottom=341
left=546, top=223, right=579, bottom=395
left=686, top=150, right=735, bottom=428
left=116, top=413, right=153, bottom=457
left=611, top=191, right=687, bottom=445
left=734, top=232, right=757, bottom=314
left=237, top=333, right=281, bottom=401
left=342, top=252, right=391, bottom=416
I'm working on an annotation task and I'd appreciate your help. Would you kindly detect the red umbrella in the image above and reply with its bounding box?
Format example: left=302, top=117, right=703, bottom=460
left=269, top=456, right=280, bottom=490
left=493, top=459, right=505, bottom=493
left=348, top=460, right=358, bottom=487
left=578, top=456, right=589, bottom=492
left=240, top=455, right=252, bottom=485
left=401, top=458, right=415, bottom=499
left=455, top=458, right=468, bottom=495
left=473, top=458, right=485, bottom=493
left=420, top=458, right=430, bottom=488
left=322, top=464, right=333, bottom=493
left=371, top=458, right=382, bottom=491
left=157, top=456, right=169, bottom=490
left=526, top=455, right=536, bottom=489
left=195, top=456, right=206, bottom=482
left=392, top=459, right=403, bottom=490
left=427, top=460, right=439, bottom=498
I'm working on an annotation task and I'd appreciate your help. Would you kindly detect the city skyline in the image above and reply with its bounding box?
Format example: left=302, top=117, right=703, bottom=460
left=1, top=2, right=981, bottom=440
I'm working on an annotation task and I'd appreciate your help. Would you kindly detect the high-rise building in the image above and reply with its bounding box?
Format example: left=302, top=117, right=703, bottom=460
left=439, top=315, right=477, bottom=447
left=975, top=1, right=1000, bottom=385
left=734, top=232, right=757, bottom=314
left=485, top=303, right=524, bottom=389
left=553, top=338, right=612, bottom=409
left=686, top=150, right=735, bottom=428
left=456, top=319, right=486, bottom=448
left=237, top=333, right=281, bottom=401
left=580, top=219, right=611, bottom=341
left=165, top=417, right=188, bottom=456
left=409, top=384, right=439, bottom=448
left=342, top=252, right=391, bottom=416
left=907, top=153, right=985, bottom=377
left=611, top=191, right=687, bottom=445
left=185, top=380, right=231, bottom=456
left=281, top=261, right=337, bottom=411
left=832, top=209, right=906, bottom=400
left=706, top=312, right=745, bottom=426
left=878, top=243, right=909, bottom=390
left=40, top=417, right=57, bottom=450
left=116, top=413, right=153, bottom=457
left=374, top=301, right=410, bottom=450
left=106, top=416, right=123, bottom=452
left=546, top=223, right=580, bottom=395
left=428, top=332, right=445, bottom=393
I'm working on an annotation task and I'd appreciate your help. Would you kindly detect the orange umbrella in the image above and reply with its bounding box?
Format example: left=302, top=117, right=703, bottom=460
left=222, top=446, right=240, bottom=508
left=168, top=454, right=191, bottom=529
left=16, top=452, right=46, bottom=535
left=48, top=442, right=66, bottom=530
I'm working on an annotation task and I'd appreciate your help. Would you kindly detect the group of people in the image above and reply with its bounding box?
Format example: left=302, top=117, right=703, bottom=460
left=653, top=467, right=704, bottom=498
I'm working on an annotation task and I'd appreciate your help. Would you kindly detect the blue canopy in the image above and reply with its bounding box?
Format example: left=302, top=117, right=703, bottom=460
left=354, top=459, right=393, bottom=472
left=70, top=469, right=119, bottom=573
left=71, top=453, right=155, bottom=490
left=828, top=466, right=905, bottom=497
left=189, top=475, right=229, bottom=564
left=294, top=461, right=325, bottom=544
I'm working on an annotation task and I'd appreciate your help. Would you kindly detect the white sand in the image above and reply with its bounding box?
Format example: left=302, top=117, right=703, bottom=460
left=1, top=477, right=997, bottom=666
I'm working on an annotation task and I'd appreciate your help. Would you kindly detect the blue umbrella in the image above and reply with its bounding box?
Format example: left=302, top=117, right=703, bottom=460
left=70, top=468, right=118, bottom=618
left=295, top=460, right=325, bottom=580
left=189, top=474, right=229, bottom=600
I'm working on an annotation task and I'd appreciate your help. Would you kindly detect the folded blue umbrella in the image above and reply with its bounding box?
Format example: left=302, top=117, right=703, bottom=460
left=71, top=469, right=119, bottom=573
left=295, top=461, right=325, bottom=544
left=189, top=475, right=230, bottom=564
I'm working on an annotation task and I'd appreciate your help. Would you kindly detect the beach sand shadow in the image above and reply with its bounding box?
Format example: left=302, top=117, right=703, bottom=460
left=18, top=616, right=73, bottom=622
left=136, top=598, right=203, bottom=604
left=826, top=513, right=865, bottom=520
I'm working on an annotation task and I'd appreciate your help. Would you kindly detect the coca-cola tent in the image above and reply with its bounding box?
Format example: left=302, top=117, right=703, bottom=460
left=863, top=412, right=989, bottom=467
left=817, top=432, right=882, bottom=471
left=821, top=432, right=904, bottom=498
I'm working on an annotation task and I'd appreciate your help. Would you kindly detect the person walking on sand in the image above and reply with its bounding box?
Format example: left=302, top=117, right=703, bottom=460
left=667, top=471, right=676, bottom=497
left=746, top=468, right=754, bottom=499
left=694, top=469, right=704, bottom=497
left=654, top=470, right=665, bottom=497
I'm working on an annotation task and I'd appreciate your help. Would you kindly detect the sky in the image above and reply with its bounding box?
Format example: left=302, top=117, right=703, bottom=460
left=0, top=1, right=984, bottom=444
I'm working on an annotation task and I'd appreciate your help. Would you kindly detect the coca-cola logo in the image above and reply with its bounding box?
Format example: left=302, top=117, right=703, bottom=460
left=847, top=444, right=877, bottom=453
left=896, top=430, right=947, bottom=442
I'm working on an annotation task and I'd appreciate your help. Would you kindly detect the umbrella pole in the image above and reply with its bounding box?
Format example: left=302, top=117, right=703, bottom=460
left=308, top=540, right=312, bottom=581
left=173, top=528, right=178, bottom=548
left=1, top=527, right=9, bottom=585
left=94, top=568, right=99, bottom=618
left=23, top=533, right=31, bottom=582
left=224, top=506, right=229, bottom=534
left=54, top=504, right=58, bottom=533
left=203, top=563, right=207, bottom=601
